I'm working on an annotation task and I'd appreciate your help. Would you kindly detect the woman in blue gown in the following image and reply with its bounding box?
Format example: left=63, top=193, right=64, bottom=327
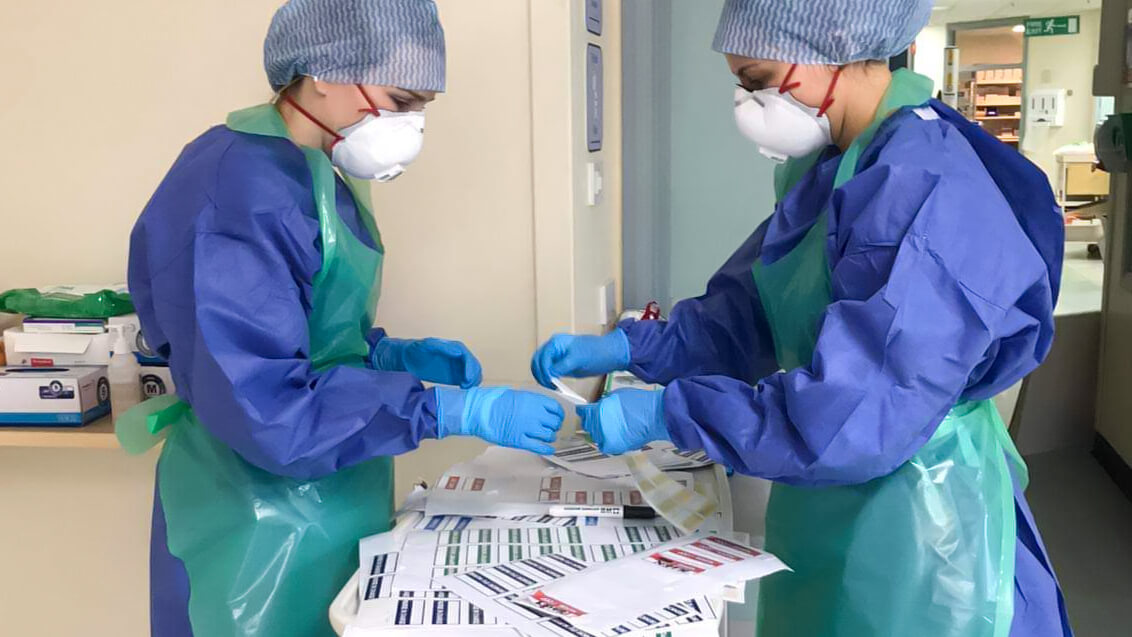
left=128, top=2, right=562, bottom=634
left=532, top=1, right=1073, bottom=634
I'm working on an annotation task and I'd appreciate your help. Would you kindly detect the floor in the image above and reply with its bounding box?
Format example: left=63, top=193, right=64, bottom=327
left=1055, top=242, right=1105, bottom=317
left=1025, top=449, right=1132, bottom=636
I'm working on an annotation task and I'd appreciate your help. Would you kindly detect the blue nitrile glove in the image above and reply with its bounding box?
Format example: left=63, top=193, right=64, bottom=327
left=436, top=387, right=565, bottom=455
left=576, top=388, right=669, bottom=456
left=530, top=330, right=631, bottom=389
left=371, top=338, right=483, bottom=389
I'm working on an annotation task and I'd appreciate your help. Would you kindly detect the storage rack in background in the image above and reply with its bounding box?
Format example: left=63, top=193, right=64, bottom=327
left=958, top=64, right=1024, bottom=147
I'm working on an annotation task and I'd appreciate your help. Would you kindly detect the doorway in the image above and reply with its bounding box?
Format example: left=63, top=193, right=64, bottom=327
left=949, top=20, right=1028, bottom=148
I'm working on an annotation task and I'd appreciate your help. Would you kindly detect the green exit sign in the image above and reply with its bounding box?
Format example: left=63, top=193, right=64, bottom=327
left=1025, top=16, right=1080, bottom=37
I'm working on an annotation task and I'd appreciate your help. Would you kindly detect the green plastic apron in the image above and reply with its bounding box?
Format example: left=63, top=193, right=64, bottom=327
left=751, top=70, right=1027, bottom=637
left=117, top=104, right=393, bottom=636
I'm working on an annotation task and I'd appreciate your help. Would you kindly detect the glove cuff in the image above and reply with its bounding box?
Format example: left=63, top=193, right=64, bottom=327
left=435, top=387, right=467, bottom=438
left=605, top=328, right=632, bottom=371
left=438, top=387, right=508, bottom=439
left=648, top=389, right=671, bottom=443
left=370, top=337, right=412, bottom=372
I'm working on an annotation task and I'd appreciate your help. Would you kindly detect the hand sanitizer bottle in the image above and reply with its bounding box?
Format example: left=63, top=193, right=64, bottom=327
left=109, top=325, right=142, bottom=417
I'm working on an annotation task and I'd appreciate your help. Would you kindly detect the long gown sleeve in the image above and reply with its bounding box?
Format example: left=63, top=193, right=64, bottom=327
left=620, top=222, right=779, bottom=385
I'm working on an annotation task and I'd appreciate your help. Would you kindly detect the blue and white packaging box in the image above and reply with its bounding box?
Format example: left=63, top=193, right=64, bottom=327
left=139, top=365, right=176, bottom=400
left=0, top=366, right=111, bottom=427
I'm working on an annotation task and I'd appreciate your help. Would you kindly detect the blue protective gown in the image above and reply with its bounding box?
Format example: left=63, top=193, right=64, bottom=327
left=621, top=105, right=1072, bottom=634
left=129, top=125, right=441, bottom=635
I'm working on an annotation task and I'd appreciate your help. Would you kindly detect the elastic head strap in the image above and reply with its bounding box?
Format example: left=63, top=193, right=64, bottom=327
left=778, top=64, right=802, bottom=94
left=283, top=96, right=345, bottom=146
left=817, top=67, right=843, bottom=117
left=356, top=84, right=383, bottom=117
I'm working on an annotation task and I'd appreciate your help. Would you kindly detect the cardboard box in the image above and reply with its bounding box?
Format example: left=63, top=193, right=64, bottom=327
left=0, top=366, right=111, bottom=426
left=108, top=314, right=165, bottom=365
left=976, top=70, right=988, bottom=82
left=139, top=365, right=177, bottom=400
left=3, top=327, right=113, bottom=367
left=0, top=313, right=22, bottom=332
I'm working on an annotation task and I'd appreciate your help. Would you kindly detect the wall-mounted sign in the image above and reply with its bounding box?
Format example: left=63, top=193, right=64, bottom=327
left=1025, top=16, right=1080, bottom=37
left=587, top=44, right=603, bottom=152
left=586, top=0, right=602, bottom=36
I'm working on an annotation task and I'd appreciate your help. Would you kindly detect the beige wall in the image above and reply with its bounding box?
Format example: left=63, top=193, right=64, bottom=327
left=955, top=28, right=1024, bottom=66
left=0, top=0, right=620, bottom=634
left=1022, top=9, right=1102, bottom=179
left=531, top=0, right=623, bottom=402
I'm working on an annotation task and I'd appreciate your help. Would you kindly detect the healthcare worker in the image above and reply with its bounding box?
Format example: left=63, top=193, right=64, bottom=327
left=532, top=1, right=1072, bottom=635
left=124, top=1, right=563, bottom=635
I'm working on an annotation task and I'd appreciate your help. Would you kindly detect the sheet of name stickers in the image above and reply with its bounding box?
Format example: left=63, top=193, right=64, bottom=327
left=351, top=515, right=689, bottom=635
left=548, top=438, right=714, bottom=480
left=423, top=448, right=694, bottom=519
left=487, top=533, right=788, bottom=634
left=413, top=514, right=672, bottom=531
left=439, top=550, right=722, bottom=637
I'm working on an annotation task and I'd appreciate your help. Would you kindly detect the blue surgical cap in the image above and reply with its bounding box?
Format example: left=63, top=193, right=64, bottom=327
left=264, top=0, right=446, bottom=92
left=713, top=0, right=933, bottom=65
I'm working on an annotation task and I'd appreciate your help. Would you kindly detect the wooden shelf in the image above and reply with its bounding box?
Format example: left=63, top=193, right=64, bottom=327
left=976, top=80, right=1024, bottom=86
left=0, top=416, right=120, bottom=449
left=977, top=115, right=1021, bottom=120
left=961, top=63, right=1024, bottom=72
left=998, top=136, right=1020, bottom=143
left=977, top=99, right=1022, bottom=107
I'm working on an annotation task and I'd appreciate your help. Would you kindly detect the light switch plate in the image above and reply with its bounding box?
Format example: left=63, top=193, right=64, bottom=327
left=586, top=161, right=604, bottom=206
left=597, top=280, right=616, bottom=326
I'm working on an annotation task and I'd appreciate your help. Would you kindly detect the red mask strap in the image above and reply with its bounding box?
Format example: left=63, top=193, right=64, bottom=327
left=817, top=67, right=843, bottom=117
left=779, top=64, right=803, bottom=94
left=283, top=96, right=345, bottom=146
left=356, top=84, right=382, bottom=117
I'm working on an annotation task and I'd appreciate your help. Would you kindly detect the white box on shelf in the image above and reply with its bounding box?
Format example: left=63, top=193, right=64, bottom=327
left=0, top=366, right=111, bottom=426
left=3, top=327, right=113, bottom=367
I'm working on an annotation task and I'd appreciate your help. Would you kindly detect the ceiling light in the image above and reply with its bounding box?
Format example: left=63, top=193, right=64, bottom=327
left=1012, top=24, right=1025, bottom=33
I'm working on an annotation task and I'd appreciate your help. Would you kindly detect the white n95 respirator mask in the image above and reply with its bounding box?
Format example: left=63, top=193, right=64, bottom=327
left=732, top=65, right=841, bottom=163
left=331, top=109, right=425, bottom=182
left=733, top=87, right=831, bottom=163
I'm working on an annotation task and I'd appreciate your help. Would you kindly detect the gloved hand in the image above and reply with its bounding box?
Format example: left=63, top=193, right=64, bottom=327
left=371, top=338, right=483, bottom=389
left=530, top=330, right=631, bottom=390
left=437, top=387, right=564, bottom=455
left=576, top=388, right=669, bottom=456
